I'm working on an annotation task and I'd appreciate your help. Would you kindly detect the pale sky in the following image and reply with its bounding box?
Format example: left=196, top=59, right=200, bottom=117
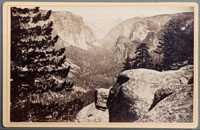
left=38, top=5, right=193, bottom=38
left=14, top=4, right=195, bottom=39
left=40, top=6, right=193, bottom=22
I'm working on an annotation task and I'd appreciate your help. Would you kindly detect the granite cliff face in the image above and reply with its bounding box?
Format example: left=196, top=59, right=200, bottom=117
left=47, top=11, right=99, bottom=77
left=113, top=35, right=140, bottom=61
left=50, top=11, right=97, bottom=50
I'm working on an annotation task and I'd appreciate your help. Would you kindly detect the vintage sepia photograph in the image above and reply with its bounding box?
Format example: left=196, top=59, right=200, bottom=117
left=3, top=2, right=198, bottom=128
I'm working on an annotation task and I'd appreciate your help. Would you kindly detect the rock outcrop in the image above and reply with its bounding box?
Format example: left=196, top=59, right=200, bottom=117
left=95, top=88, right=110, bottom=110
left=136, top=84, right=193, bottom=123
left=75, top=103, right=109, bottom=122
left=75, top=88, right=110, bottom=122
left=107, top=65, right=193, bottom=122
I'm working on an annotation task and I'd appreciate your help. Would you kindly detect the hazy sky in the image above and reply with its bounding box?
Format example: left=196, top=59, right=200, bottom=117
left=41, top=6, right=193, bottom=22
left=39, top=5, right=194, bottom=38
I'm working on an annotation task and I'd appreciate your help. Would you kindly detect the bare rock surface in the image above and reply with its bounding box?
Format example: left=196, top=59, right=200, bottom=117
left=95, top=88, right=110, bottom=110
left=75, top=88, right=111, bottom=122
left=107, top=65, right=193, bottom=122
left=75, top=103, right=109, bottom=122
left=136, top=84, right=193, bottom=123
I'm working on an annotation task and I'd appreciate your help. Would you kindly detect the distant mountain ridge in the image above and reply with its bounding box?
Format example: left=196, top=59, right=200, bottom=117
left=101, top=13, right=172, bottom=49
left=103, top=12, right=194, bottom=61
left=86, top=18, right=122, bottom=39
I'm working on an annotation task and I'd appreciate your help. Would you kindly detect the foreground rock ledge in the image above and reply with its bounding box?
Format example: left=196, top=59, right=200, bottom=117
left=75, top=103, right=109, bottom=122
left=75, top=88, right=110, bottom=122
left=107, top=65, right=193, bottom=122
left=136, top=84, right=193, bottom=123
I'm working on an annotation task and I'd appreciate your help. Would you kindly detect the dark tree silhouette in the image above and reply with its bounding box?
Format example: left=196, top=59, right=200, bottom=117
left=123, top=43, right=153, bottom=70
left=155, top=17, right=194, bottom=70
left=132, top=43, right=154, bottom=69
left=123, top=56, right=132, bottom=70
left=11, top=7, right=73, bottom=121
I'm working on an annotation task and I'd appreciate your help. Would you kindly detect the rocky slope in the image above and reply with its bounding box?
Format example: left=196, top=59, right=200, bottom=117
left=102, top=12, right=194, bottom=61
left=107, top=65, right=193, bottom=122
left=50, top=11, right=97, bottom=50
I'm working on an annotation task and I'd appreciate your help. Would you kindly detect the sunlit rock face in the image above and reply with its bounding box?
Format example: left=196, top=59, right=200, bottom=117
left=50, top=11, right=97, bottom=50
left=95, top=88, right=110, bottom=110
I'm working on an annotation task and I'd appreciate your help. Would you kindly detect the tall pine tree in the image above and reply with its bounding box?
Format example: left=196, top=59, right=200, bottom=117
left=155, top=17, right=194, bottom=70
left=132, top=43, right=154, bottom=69
left=11, top=7, right=73, bottom=121
left=123, top=43, right=153, bottom=70
left=123, top=56, right=132, bottom=70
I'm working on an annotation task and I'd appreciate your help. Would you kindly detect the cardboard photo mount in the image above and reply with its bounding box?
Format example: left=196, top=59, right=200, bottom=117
left=2, top=1, right=199, bottom=128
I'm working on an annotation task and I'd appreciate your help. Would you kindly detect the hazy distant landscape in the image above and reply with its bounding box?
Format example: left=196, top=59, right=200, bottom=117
left=11, top=6, right=194, bottom=123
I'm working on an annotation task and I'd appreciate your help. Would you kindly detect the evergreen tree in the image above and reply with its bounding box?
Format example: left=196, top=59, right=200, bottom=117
left=11, top=7, right=73, bottom=121
left=132, top=43, right=154, bottom=69
left=123, top=56, right=132, bottom=70
left=123, top=43, right=153, bottom=70
left=155, top=17, right=194, bottom=70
